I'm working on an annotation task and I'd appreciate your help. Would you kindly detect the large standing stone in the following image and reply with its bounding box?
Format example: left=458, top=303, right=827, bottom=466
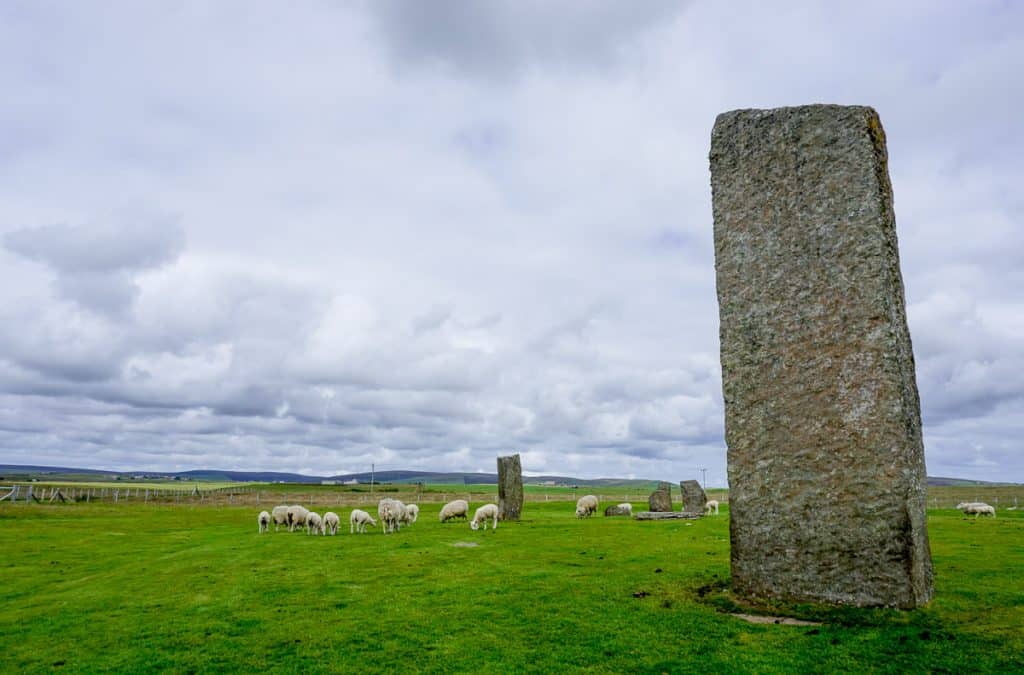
left=710, top=104, right=933, bottom=608
left=679, top=480, right=707, bottom=514
left=648, top=482, right=673, bottom=512
left=497, top=454, right=523, bottom=521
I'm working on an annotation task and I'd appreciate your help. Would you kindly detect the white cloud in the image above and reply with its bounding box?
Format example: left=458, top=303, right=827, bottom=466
left=0, top=1, right=1021, bottom=483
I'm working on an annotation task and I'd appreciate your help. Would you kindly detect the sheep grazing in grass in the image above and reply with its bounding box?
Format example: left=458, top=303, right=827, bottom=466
left=403, top=504, right=419, bottom=524
left=616, top=503, right=633, bottom=516
left=323, top=512, right=340, bottom=536
left=258, top=511, right=271, bottom=534
left=704, top=500, right=720, bottom=515
left=350, top=509, right=377, bottom=534
left=271, top=505, right=290, bottom=532
left=378, top=498, right=407, bottom=534
left=957, top=502, right=996, bottom=518
left=471, top=503, right=499, bottom=531
left=306, top=512, right=324, bottom=535
left=287, top=505, right=310, bottom=532
left=575, top=495, right=599, bottom=518
left=439, top=499, right=469, bottom=523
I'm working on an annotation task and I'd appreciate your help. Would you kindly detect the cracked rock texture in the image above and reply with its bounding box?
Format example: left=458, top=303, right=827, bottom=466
left=710, top=105, right=933, bottom=608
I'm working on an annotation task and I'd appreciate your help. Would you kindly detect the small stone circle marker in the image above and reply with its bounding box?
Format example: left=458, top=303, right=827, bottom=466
left=710, top=104, right=933, bottom=608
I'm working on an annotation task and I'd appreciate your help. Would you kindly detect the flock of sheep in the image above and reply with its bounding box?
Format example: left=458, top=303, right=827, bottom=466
left=255, top=494, right=639, bottom=535
left=255, top=495, right=996, bottom=535
left=255, top=497, right=503, bottom=535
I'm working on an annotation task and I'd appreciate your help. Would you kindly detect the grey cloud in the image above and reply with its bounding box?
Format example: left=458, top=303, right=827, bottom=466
left=4, top=216, right=184, bottom=274
left=4, top=215, right=185, bottom=315
left=365, top=0, right=687, bottom=78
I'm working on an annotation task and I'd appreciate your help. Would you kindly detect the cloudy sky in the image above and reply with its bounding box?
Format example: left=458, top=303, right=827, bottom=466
left=1, top=1, right=1021, bottom=483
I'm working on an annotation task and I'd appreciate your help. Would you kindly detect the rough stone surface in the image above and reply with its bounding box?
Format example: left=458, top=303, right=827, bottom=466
left=710, top=104, right=933, bottom=608
left=497, top=454, right=523, bottom=521
left=679, top=480, right=707, bottom=514
left=648, top=482, right=673, bottom=512
left=604, top=504, right=631, bottom=517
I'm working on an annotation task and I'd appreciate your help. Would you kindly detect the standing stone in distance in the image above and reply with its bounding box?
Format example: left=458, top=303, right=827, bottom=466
left=679, top=480, right=707, bottom=514
left=497, top=454, right=523, bottom=521
left=648, top=482, right=673, bottom=512
left=710, top=104, right=933, bottom=608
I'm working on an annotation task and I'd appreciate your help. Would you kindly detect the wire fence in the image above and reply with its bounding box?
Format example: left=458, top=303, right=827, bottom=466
left=1, top=483, right=1020, bottom=511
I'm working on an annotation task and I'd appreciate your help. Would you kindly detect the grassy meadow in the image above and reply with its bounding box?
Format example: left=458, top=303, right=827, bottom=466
left=1, top=494, right=1022, bottom=673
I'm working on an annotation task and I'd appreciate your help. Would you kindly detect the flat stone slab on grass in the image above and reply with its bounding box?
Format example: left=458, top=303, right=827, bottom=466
left=634, top=511, right=702, bottom=521
left=731, top=614, right=821, bottom=626
left=451, top=541, right=479, bottom=548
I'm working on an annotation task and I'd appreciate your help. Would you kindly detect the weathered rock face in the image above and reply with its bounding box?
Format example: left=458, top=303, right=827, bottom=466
left=648, top=482, right=673, bottom=512
left=679, top=480, right=707, bottom=514
left=497, top=454, right=523, bottom=521
left=604, top=504, right=631, bottom=517
left=710, top=105, right=933, bottom=608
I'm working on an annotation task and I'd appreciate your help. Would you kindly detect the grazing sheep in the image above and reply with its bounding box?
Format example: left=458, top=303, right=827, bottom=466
left=616, top=503, right=633, bottom=516
left=403, top=504, right=420, bottom=524
left=350, top=509, right=377, bottom=534
left=378, top=498, right=407, bottom=534
left=306, top=511, right=324, bottom=535
left=704, top=500, right=720, bottom=515
left=258, top=511, right=271, bottom=534
left=957, top=502, right=996, bottom=518
left=439, top=499, right=469, bottom=523
left=471, top=503, right=499, bottom=531
left=271, top=505, right=290, bottom=532
left=287, top=505, right=310, bottom=532
left=575, top=495, right=599, bottom=518
left=323, top=512, right=340, bottom=536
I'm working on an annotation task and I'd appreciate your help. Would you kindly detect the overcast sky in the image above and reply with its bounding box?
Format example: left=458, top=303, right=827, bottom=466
left=1, top=1, right=1021, bottom=484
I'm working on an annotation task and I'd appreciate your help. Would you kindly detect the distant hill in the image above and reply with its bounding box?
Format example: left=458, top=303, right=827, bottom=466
left=0, top=464, right=1017, bottom=488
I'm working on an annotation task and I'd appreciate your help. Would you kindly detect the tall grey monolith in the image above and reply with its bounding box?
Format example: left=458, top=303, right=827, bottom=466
left=710, top=105, right=933, bottom=608
left=679, top=480, right=707, bottom=514
left=497, top=454, right=523, bottom=521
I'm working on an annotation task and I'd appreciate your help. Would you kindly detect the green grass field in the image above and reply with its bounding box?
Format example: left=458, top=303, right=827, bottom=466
left=1, top=498, right=1021, bottom=673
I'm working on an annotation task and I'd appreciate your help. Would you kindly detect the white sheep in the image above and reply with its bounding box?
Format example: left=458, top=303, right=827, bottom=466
left=704, top=500, right=720, bottom=515
left=957, top=502, right=996, bottom=518
left=322, top=511, right=340, bottom=536
left=439, top=499, right=469, bottom=523
left=350, top=509, right=377, bottom=534
left=271, top=505, right=290, bottom=532
left=306, top=511, right=324, bottom=535
left=403, top=504, right=420, bottom=524
left=471, top=503, right=499, bottom=531
left=258, top=510, right=270, bottom=534
left=378, top=498, right=407, bottom=534
left=575, top=495, right=599, bottom=518
left=616, top=502, right=633, bottom=516
left=287, top=505, right=310, bottom=532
